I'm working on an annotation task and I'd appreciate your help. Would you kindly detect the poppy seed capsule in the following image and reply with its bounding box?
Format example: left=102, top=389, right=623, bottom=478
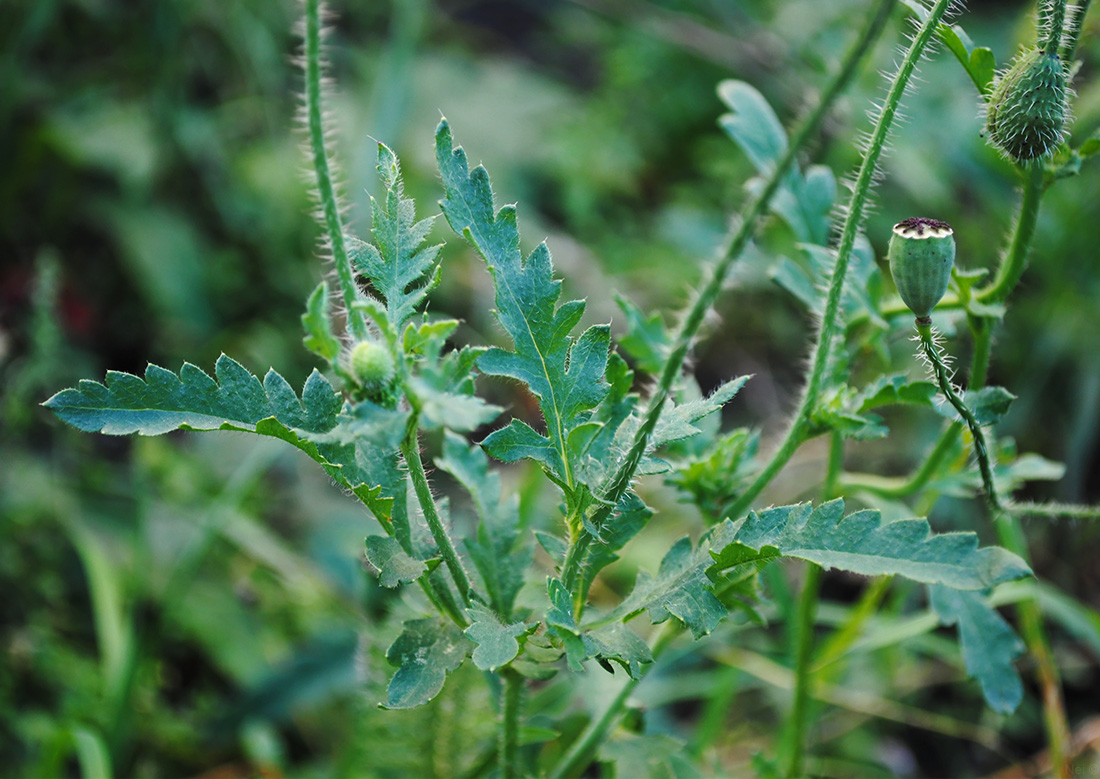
left=888, top=217, right=955, bottom=320
left=986, top=48, right=1067, bottom=162
left=350, top=340, right=395, bottom=389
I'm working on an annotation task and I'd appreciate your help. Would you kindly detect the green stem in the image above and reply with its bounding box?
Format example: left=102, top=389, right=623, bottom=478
left=916, top=322, right=1003, bottom=512
left=546, top=625, right=680, bottom=779
left=559, top=0, right=899, bottom=600
left=499, top=670, right=523, bottom=779
left=1062, top=0, right=1092, bottom=61
left=781, top=564, right=824, bottom=779
left=728, top=0, right=957, bottom=522
left=841, top=422, right=962, bottom=498
left=978, top=163, right=1044, bottom=305
left=401, top=412, right=475, bottom=609
left=303, top=0, right=367, bottom=340
left=995, top=516, right=1071, bottom=779
left=1011, top=500, right=1100, bottom=518
left=1043, top=0, right=1069, bottom=53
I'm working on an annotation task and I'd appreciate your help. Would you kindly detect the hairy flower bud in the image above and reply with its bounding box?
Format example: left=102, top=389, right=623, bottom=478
left=888, top=217, right=956, bottom=320
left=350, top=340, right=395, bottom=390
left=985, top=48, right=1067, bottom=163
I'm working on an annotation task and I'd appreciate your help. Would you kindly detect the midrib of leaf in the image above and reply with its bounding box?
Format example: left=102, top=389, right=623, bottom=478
left=464, top=227, right=573, bottom=490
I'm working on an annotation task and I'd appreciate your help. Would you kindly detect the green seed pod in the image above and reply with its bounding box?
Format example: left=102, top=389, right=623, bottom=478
left=985, top=47, right=1067, bottom=163
left=350, top=340, right=395, bottom=390
left=888, top=217, right=956, bottom=320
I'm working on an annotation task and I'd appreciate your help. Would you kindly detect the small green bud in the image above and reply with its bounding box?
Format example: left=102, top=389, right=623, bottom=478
left=985, top=48, right=1067, bottom=163
left=350, top=340, right=395, bottom=389
left=888, top=217, right=956, bottom=321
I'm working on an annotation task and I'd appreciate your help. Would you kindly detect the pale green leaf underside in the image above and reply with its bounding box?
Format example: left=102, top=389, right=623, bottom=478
left=464, top=603, right=531, bottom=671
left=365, top=536, right=427, bottom=587
left=385, top=618, right=470, bottom=709
left=929, top=584, right=1024, bottom=713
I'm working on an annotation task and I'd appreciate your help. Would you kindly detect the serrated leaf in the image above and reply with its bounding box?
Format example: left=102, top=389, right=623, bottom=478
left=436, top=119, right=610, bottom=490
left=614, top=536, right=726, bottom=639
left=714, top=499, right=1030, bottom=590
left=583, top=623, right=653, bottom=679
left=437, top=432, right=529, bottom=617
left=364, top=536, right=426, bottom=587
left=546, top=578, right=586, bottom=671
left=385, top=618, right=470, bottom=709
left=44, top=356, right=339, bottom=436
left=348, top=143, right=443, bottom=330
left=301, top=281, right=342, bottom=363
left=463, top=603, right=532, bottom=671
left=858, top=374, right=938, bottom=411
left=932, top=385, right=1015, bottom=426
left=615, top=293, right=671, bottom=374
left=408, top=377, right=501, bottom=432
left=930, top=584, right=1024, bottom=713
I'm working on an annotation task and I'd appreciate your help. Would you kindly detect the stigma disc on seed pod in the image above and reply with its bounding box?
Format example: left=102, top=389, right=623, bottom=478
left=888, top=217, right=956, bottom=320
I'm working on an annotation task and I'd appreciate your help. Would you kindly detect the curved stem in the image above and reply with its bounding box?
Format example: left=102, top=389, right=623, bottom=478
left=977, top=163, right=1044, bottom=305
left=401, top=412, right=474, bottom=610
left=916, top=322, right=1004, bottom=512
left=560, top=0, right=899, bottom=600
left=303, top=0, right=367, bottom=340
left=499, top=670, right=523, bottom=779
left=727, top=0, right=957, bottom=521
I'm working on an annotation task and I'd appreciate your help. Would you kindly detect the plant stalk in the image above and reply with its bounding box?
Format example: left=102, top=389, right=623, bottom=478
left=1043, top=0, right=1069, bottom=53
left=401, top=412, right=474, bottom=610
left=727, top=0, right=957, bottom=522
left=303, top=0, right=367, bottom=340
left=499, top=670, right=523, bottom=779
left=560, top=0, right=899, bottom=602
left=1062, top=0, right=1093, bottom=61
left=781, top=562, right=824, bottom=778
left=978, top=163, right=1044, bottom=305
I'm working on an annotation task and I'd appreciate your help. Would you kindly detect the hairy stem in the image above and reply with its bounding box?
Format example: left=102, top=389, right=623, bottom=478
left=499, top=670, right=523, bottom=779
left=978, top=163, right=1044, bottom=305
left=727, top=0, right=958, bottom=521
left=1062, top=0, right=1093, bottom=61
left=559, top=0, right=899, bottom=601
left=916, top=322, right=1003, bottom=512
left=401, top=412, right=474, bottom=610
left=303, top=0, right=367, bottom=340
left=1043, top=0, right=1069, bottom=53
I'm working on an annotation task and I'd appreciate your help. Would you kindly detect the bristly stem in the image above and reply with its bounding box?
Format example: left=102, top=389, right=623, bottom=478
left=303, top=0, right=367, bottom=341
left=978, top=163, right=1045, bottom=305
left=1062, top=0, right=1093, bottom=61
left=1043, top=0, right=1069, bottom=53
left=499, top=670, right=523, bottom=779
left=401, top=411, right=474, bottom=611
left=727, top=0, right=958, bottom=522
left=559, top=0, right=899, bottom=601
left=915, top=321, right=1003, bottom=512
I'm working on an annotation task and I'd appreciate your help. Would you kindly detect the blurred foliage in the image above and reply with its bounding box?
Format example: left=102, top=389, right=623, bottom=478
left=2, top=0, right=1099, bottom=776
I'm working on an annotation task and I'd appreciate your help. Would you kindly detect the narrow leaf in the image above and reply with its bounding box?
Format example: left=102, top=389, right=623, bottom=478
left=301, top=281, right=342, bottom=363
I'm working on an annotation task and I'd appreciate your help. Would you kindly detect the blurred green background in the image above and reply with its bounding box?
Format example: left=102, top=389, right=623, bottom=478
left=2, top=0, right=1098, bottom=776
